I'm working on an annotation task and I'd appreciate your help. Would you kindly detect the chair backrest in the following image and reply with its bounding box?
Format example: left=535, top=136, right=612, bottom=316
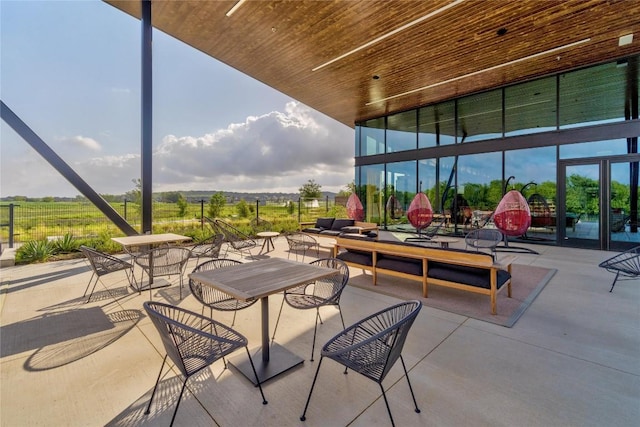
left=286, top=233, right=317, bottom=248
left=465, top=228, right=503, bottom=250
left=79, top=245, right=130, bottom=277
left=189, top=258, right=243, bottom=306
left=308, top=258, right=349, bottom=303
left=327, top=300, right=422, bottom=382
left=191, top=233, right=224, bottom=258
left=137, top=247, right=192, bottom=277
left=250, top=217, right=273, bottom=233
left=143, top=301, right=247, bottom=377
left=212, top=219, right=253, bottom=244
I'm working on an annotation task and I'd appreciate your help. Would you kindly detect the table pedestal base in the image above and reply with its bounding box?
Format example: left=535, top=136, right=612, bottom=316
left=229, top=342, right=304, bottom=385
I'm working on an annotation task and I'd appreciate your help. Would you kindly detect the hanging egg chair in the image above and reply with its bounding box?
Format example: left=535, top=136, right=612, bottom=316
left=494, top=190, right=531, bottom=236
left=407, top=192, right=433, bottom=231
left=346, top=193, right=364, bottom=221
left=527, top=193, right=552, bottom=228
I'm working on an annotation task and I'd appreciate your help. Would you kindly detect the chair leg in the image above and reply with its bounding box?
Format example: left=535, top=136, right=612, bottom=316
left=83, top=273, right=95, bottom=297
left=244, top=347, right=268, bottom=405
left=300, top=357, right=324, bottom=421
left=169, top=377, right=189, bottom=427
left=145, top=354, right=168, bottom=415
left=84, top=275, right=99, bottom=303
left=310, top=309, right=321, bottom=361
left=610, top=271, right=621, bottom=292
left=400, top=355, right=421, bottom=414
left=271, top=296, right=286, bottom=341
left=378, top=383, right=396, bottom=427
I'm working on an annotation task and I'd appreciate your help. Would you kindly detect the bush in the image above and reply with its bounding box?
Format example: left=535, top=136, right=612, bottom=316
left=16, top=240, right=57, bottom=263
left=54, top=233, right=79, bottom=253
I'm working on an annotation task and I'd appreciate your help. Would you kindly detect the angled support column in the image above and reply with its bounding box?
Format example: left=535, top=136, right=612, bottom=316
left=0, top=100, right=138, bottom=236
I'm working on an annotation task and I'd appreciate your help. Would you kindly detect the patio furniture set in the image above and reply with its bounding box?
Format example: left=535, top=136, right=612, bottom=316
left=79, top=225, right=423, bottom=426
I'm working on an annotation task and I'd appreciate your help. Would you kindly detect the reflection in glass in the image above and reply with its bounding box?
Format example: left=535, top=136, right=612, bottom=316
left=454, top=152, right=502, bottom=229
left=611, top=161, right=639, bottom=243
left=566, top=164, right=600, bottom=241
left=505, top=77, right=556, bottom=136
left=559, top=61, right=630, bottom=129
left=358, top=164, right=385, bottom=223
left=505, top=147, right=557, bottom=242
left=360, top=118, right=385, bottom=156
left=386, top=161, right=417, bottom=227
left=418, top=159, right=438, bottom=210
left=387, top=110, right=417, bottom=152
left=560, top=139, right=633, bottom=159
left=457, top=90, right=502, bottom=142
left=418, top=101, right=455, bottom=148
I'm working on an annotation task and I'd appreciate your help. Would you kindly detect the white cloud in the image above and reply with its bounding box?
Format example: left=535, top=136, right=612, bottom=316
left=0, top=102, right=355, bottom=197
left=69, top=135, right=102, bottom=152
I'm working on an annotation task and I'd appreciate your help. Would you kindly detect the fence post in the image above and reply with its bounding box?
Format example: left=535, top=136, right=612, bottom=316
left=256, top=199, right=260, bottom=222
left=8, top=203, right=15, bottom=248
left=124, top=199, right=128, bottom=221
left=298, top=198, right=301, bottom=223
left=326, top=195, right=329, bottom=212
left=200, top=199, right=205, bottom=230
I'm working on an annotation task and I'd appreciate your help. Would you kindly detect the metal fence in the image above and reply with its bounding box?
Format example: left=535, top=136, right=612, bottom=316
left=0, top=196, right=341, bottom=247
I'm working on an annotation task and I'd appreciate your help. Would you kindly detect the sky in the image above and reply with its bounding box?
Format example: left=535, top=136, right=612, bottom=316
left=0, top=0, right=355, bottom=198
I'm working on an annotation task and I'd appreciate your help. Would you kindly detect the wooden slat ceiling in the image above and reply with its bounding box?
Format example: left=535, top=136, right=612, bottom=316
left=105, top=0, right=640, bottom=128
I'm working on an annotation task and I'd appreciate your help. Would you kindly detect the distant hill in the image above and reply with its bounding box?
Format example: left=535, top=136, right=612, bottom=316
left=1, top=190, right=338, bottom=203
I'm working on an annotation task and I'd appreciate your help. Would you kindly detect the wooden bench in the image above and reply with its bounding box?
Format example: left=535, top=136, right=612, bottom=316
left=333, top=236, right=516, bottom=314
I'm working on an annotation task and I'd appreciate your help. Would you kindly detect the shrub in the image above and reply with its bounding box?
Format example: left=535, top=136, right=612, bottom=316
left=16, top=240, right=57, bottom=263
left=54, top=233, right=80, bottom=253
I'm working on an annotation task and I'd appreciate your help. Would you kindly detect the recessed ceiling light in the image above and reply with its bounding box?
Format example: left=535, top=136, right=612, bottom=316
left=497, top=28, right=507, bottom=36
left=312, top=0, right=465, bottom=71
left=366, top=38, right=591, bottom=106
left=226, top=0, right=247, bottom=17
left=373, top=75, right=380, bottom=80
left=619, top=34, right=633, bottom=46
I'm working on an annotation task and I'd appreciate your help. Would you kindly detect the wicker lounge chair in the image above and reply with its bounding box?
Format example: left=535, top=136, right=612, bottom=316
left=79, top=245, right=134, bottom=303
left=598, top=246, right=640, bottom=292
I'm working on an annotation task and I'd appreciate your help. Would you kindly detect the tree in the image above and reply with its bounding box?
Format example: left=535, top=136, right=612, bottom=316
left=299, top=179, right=322, bottom=200
left=124, top=178, right=142, bottom=205
left=236, top=199, right=249, bottom=218
left=207, top=192, right=225, bottom=218
left=176, top=193, right=188, bottom=217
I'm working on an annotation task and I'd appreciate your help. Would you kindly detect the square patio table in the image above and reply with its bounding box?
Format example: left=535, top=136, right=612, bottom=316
left=188, top=257, right=338, bottom=384
left=111, top=233, right=191, bottom=288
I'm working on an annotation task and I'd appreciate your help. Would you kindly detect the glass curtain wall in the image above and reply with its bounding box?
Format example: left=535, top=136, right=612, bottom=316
left=355, top=55, right=638, bottom=248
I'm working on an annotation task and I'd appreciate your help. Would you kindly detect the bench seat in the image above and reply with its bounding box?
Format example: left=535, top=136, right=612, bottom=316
left=334, top=236, right=515, bottom=314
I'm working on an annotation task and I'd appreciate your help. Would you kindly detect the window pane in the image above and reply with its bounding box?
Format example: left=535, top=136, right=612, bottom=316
left=387, top=110, right=417, bottom=153
left=559, top=61, right=630, bottom=129
left=418, top=158, right=438, bottom=210
left=560, top=139, right=635, bottom=159
left=454, top=152, right=502, bottom=227
left=386, top=161, right=416, bottom=226
left=360, top=118, right=385, bottom=156
left=457, top=90, right=502, bottom=142
left=505, top=146, right=557, bottom=242
left=418, top=101, right=455, bottom=148
left=359, top=164, right=385, bottom=223
left=505, top=77, right=556, bottom=136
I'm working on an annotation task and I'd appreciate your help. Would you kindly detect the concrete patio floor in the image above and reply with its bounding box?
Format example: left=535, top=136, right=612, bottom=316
left=1, top=234, right=639, bottom=426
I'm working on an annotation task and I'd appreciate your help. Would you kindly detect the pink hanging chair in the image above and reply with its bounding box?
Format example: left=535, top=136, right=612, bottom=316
left=493, top=190, right=531, bottom=236
left=407, top=192, right=433, bottom=231
left=346, top=193, right=364, bottom=221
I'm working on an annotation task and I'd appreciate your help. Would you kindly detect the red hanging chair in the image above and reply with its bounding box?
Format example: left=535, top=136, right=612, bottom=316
left=346, top=193, right=364, bottom=221
left=407, top=192, right=433, bottom=231
left=493, top=190, right=531, bottom=236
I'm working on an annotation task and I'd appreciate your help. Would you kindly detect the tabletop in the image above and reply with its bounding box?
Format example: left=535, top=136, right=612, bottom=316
left=189, top=257, right=337, bottom=301
left=256, top=231, right=280, bottom=238
left=111, top=233, right=191, bottom=247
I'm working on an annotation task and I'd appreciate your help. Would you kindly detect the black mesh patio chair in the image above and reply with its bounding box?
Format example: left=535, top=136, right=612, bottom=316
left=250, top=216, right=273, bottom=233
left=79, top=245, right=134, bottom=303
left=272, top=258, right=349, bottom=361
left=598, top=246, right=640, bottom=292
left=188, top=233, right=224, bottom=263
left=143, top=301, right=267, bottom=426
left=285, top=233, right=320, bottom=261
left=300, top=300, right=423, bottom=427
left=209, top=218, right=258, bottom=260
left=465, top=228, right=503, bottom=257
left=189, top=258, right=258, bottom=326
left=135, top=247, right=191, bottom=299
